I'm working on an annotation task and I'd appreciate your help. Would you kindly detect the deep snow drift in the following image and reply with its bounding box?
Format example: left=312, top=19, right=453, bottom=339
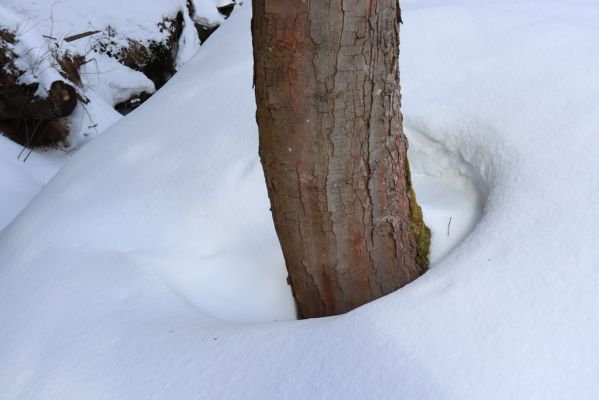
left=2, top=1, right=599, bottom=399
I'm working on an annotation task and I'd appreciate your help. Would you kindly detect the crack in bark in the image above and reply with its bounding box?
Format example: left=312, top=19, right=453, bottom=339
left=252, top=0, right=429, bottom=318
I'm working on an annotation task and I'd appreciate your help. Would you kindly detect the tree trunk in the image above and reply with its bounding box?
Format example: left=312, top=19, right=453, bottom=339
left=252, top=0, right=430, bottom=319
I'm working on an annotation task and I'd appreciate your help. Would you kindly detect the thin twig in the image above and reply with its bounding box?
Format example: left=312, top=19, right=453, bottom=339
left=23, top=148, right=33, bottom=162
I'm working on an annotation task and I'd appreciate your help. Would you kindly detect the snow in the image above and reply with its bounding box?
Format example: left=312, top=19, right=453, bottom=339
left=5, top=0, right=186, bottom=44
left=0, top=0, right=229, bottom=230
left=408, top=127, right=485, bottom=263
left=176, top=10, right=202, bottom=68
left=194, top=0, right=227, bottom=27
left=0, top=136, right=65, bottom=229
left=2, top=0, right=599, bottom=399
left=83, top=54, right=156, bottom=107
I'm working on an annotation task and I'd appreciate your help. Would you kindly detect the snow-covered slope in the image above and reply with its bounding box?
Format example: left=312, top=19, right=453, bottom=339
left=1, top=1, right=598, bottom=399
left=0, top=0, right=229, bottom=230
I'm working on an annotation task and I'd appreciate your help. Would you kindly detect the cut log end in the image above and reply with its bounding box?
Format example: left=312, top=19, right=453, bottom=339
left=48, top=81, right=78, bottom=118
left=0, top=80, right=76, bottom=148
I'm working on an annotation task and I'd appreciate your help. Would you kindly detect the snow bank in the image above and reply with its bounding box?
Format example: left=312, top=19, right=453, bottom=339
left=1, top=1, right=599, bottom=399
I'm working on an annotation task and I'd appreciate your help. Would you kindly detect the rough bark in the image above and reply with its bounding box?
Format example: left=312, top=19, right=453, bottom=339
left=252, top=0, right=430, bottom=318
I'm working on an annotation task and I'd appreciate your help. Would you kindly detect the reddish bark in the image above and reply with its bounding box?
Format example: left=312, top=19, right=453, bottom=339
left=252, top=0, right=429, bottom=318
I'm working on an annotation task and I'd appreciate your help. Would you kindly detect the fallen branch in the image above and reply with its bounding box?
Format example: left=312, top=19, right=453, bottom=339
left=64, top=30, right=101, bottom=43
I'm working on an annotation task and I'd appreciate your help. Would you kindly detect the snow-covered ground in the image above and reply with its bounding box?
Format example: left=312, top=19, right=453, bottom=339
left=0, top=0, right=230, bottom=230
left=1, top=0, right=598, bottom=398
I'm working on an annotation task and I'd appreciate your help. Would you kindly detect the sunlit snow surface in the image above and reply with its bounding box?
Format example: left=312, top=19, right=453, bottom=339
left=2, top=1, right=599, bottom=399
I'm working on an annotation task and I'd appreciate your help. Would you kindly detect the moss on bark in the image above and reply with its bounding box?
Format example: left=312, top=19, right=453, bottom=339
left=405, top=159, right=431, bottom=269
left=408, top=186, right=431, bottom=269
